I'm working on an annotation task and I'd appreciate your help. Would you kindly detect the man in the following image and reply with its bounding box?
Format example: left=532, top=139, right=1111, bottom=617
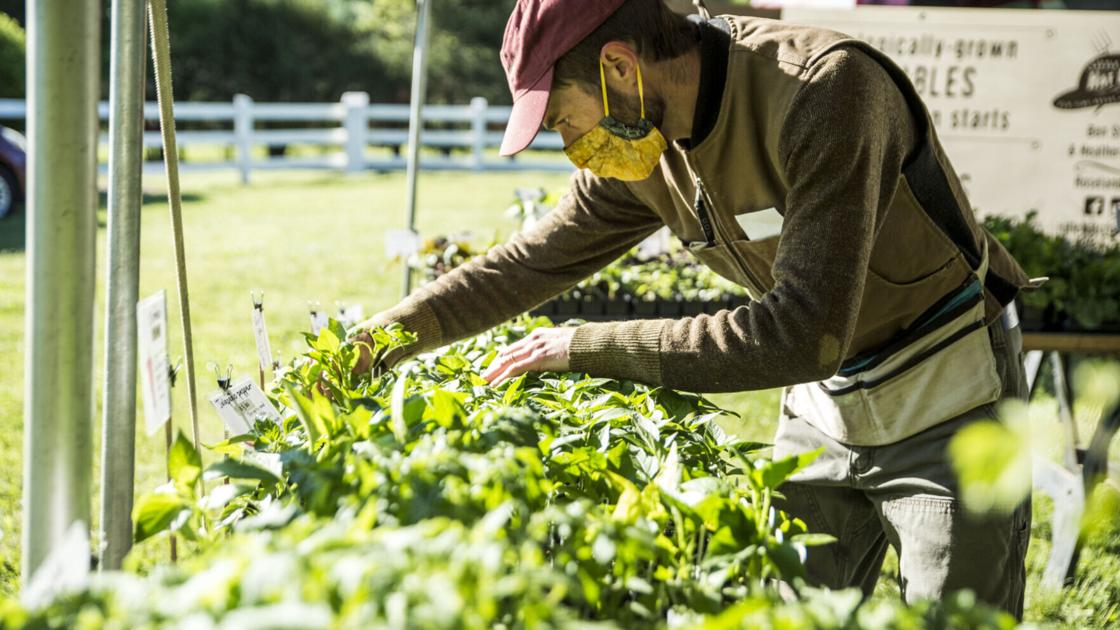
left=354, top=0, right=1033, bottom=616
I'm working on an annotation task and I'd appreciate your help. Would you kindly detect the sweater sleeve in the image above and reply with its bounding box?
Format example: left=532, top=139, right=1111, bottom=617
left=570, top=47, right=917, bottom=392
left=368, top=168, right=663, bottom=359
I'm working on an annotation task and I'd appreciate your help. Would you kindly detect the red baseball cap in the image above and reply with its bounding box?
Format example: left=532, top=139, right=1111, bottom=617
left=499, top=0, right=628, bottom=157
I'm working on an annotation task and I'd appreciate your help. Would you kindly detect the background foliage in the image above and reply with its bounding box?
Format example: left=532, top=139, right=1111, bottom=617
left=0, top=0, right=518, bottom=105
left=0, top=13, right=23, bottom=99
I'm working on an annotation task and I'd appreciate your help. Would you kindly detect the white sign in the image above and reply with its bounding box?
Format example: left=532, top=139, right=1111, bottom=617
left=207, top=377, right=282, bottom=435
left=137, top=291, right=172, bottom=436
left=384, top=229, right=421, bottom=259
left=783, top=7, right=1120, bottom=240
left=250, top=303, right=273, bottom=372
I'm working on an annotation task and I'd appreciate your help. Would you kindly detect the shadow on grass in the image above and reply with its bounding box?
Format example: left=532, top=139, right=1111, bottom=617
left=96, top=191, right=206, bottom=208
left=1, top=187, right=207, bottom=252
left=0, top=208, right=24, bottom=252
left=142, top=191, right=205, bottom=206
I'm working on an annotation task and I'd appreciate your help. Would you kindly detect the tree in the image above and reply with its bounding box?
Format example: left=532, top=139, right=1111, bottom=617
left=161, top=0, right=397, bottom=103
left=333, top=0, right=517, bottom=104
left=0, top=12, right=24, bottom=99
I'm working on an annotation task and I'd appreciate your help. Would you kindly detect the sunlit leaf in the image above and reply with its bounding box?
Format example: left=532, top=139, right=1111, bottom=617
left=168, top=431, right=202, bottom=490
left=133, top=491, right=191, bottom=543
left=949, top=420, right=1031, bottom=514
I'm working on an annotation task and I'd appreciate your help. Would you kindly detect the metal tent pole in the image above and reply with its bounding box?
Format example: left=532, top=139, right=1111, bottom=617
left=21, top=0, right=100, bottom=582
left=99, top=0, right=147, bottom=571
left=401, top=0, right=433, bottom=299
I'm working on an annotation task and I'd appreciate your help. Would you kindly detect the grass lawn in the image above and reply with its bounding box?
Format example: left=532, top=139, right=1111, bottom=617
left=0, top=168, right=1117, bottom=627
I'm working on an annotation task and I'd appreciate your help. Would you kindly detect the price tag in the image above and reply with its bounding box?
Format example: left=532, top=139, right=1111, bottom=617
left=207, top=377, right=282, bottom=436
left=384, top=229, right=421, bottom=259
left=137, top=291, right=172, bottom=436
left=251, top=303, right=273, bottom=372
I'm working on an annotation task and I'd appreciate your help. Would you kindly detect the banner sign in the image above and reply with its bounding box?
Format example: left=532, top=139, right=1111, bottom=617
left=783, top=7, right=1120, bottom=240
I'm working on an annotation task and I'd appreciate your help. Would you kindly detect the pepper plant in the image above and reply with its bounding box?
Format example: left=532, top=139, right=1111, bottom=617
left=1, top=317, right=1021, bottom=628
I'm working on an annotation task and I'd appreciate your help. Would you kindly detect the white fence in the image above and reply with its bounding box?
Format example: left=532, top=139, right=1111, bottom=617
left=0, top=93, right=571, bottom=182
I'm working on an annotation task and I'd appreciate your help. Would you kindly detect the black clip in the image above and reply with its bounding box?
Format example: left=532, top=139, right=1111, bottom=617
left=250, top=290, right=264, bottom=312
left=208, top=362, right=233, bottom=391
left=693, top=178, right=717, bottom=247
left=168, top=358, right=183, bottom=388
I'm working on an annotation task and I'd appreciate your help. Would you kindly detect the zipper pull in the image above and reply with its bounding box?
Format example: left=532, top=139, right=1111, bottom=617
left=694, top=177, right=717, bottom=247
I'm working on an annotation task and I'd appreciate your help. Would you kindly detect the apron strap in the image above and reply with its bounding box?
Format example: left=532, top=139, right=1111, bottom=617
left=693, top=0, right=712, bottom=20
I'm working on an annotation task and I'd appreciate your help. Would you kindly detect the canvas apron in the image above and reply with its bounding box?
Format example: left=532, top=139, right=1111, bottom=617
left=783, top=240, right=1002, bottom=446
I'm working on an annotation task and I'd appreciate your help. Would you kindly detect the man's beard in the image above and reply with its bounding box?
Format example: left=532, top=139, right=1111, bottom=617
left=605, top=83, right=665, bottom=129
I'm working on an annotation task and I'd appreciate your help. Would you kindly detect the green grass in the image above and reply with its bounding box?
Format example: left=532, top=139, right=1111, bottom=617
left=0, top=169, right=573, bottom=594
left=0, top=169, right=1117, bottom=628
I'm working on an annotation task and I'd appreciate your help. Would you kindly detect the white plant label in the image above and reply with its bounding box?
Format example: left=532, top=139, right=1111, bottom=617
left=384, top=229, right=421, bottom=259
left=309, top=310, right=329, bottom=336
left=208, top=377, right=281, bottom=435
left=337, top=303, right=365, bottom=330
left=137, top=291, right=172, bottom=436
left=251, top=305, right=273, bottom=372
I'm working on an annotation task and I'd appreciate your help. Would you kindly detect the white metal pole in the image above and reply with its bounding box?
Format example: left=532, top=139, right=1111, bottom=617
left=22, top=0, right=100, bottom=582
left=99, top=0, right=147, bottom=571
left=401, top=0, right=432, bottom=299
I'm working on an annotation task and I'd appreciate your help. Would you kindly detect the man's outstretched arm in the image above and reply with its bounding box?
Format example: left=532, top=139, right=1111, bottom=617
left=526, top=48, right=916, bottom=392
left=352, top=169, right=662, bottom=369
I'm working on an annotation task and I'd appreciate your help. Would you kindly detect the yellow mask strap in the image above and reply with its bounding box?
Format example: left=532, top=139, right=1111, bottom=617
left=636, top=63, right=647, bottom=119
left=598, top=58, right=647, bottom=120
left=599, top=60, right=610, bottom=118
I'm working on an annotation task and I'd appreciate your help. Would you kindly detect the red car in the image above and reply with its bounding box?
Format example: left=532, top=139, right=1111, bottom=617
left=0, top=125, right=27, bottom=219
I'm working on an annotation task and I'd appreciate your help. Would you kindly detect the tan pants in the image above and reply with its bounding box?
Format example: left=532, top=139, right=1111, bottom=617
left=773, top=320, right=1031, bottom=618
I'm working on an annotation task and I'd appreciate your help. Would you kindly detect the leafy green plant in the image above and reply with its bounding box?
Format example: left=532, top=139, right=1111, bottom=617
left=412, top=235, right=749, bottom=306
left=2, top=317, right=838, bottom=628
left=0, top=317, right=1036, bottom=627
left=984, top=213, right=1120, bottom=331
left=408, top=235, right=490, bottom=284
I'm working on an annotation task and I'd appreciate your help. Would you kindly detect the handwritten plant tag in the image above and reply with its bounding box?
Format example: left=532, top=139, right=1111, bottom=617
left=208, top=377, right=281, bottom=436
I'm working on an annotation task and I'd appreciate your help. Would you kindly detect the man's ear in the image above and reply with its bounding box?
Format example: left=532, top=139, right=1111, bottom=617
left=599, top=42, right=639, bottom=91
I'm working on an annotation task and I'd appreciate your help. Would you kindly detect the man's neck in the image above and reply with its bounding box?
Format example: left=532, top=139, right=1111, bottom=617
left=648, top=50, right=701, bottom=143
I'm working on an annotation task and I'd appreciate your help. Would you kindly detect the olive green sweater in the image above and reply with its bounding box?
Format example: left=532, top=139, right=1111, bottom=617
left=367, top=35, right=930, bottom=394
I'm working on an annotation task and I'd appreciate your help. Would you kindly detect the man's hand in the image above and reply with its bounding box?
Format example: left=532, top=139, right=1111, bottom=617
left=349, top=329, right=376, bottom=375
left=482, top=327, right=574, bottom=386
left=346, top=316, right=394, bottom=376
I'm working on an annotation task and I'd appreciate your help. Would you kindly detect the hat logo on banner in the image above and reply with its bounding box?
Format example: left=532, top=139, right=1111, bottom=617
left=1053, top=32, right=1120, bottom=111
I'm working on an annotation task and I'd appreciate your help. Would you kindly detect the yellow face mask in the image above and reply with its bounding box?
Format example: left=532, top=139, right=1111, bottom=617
left=563, top=61, right=668, bottom=181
